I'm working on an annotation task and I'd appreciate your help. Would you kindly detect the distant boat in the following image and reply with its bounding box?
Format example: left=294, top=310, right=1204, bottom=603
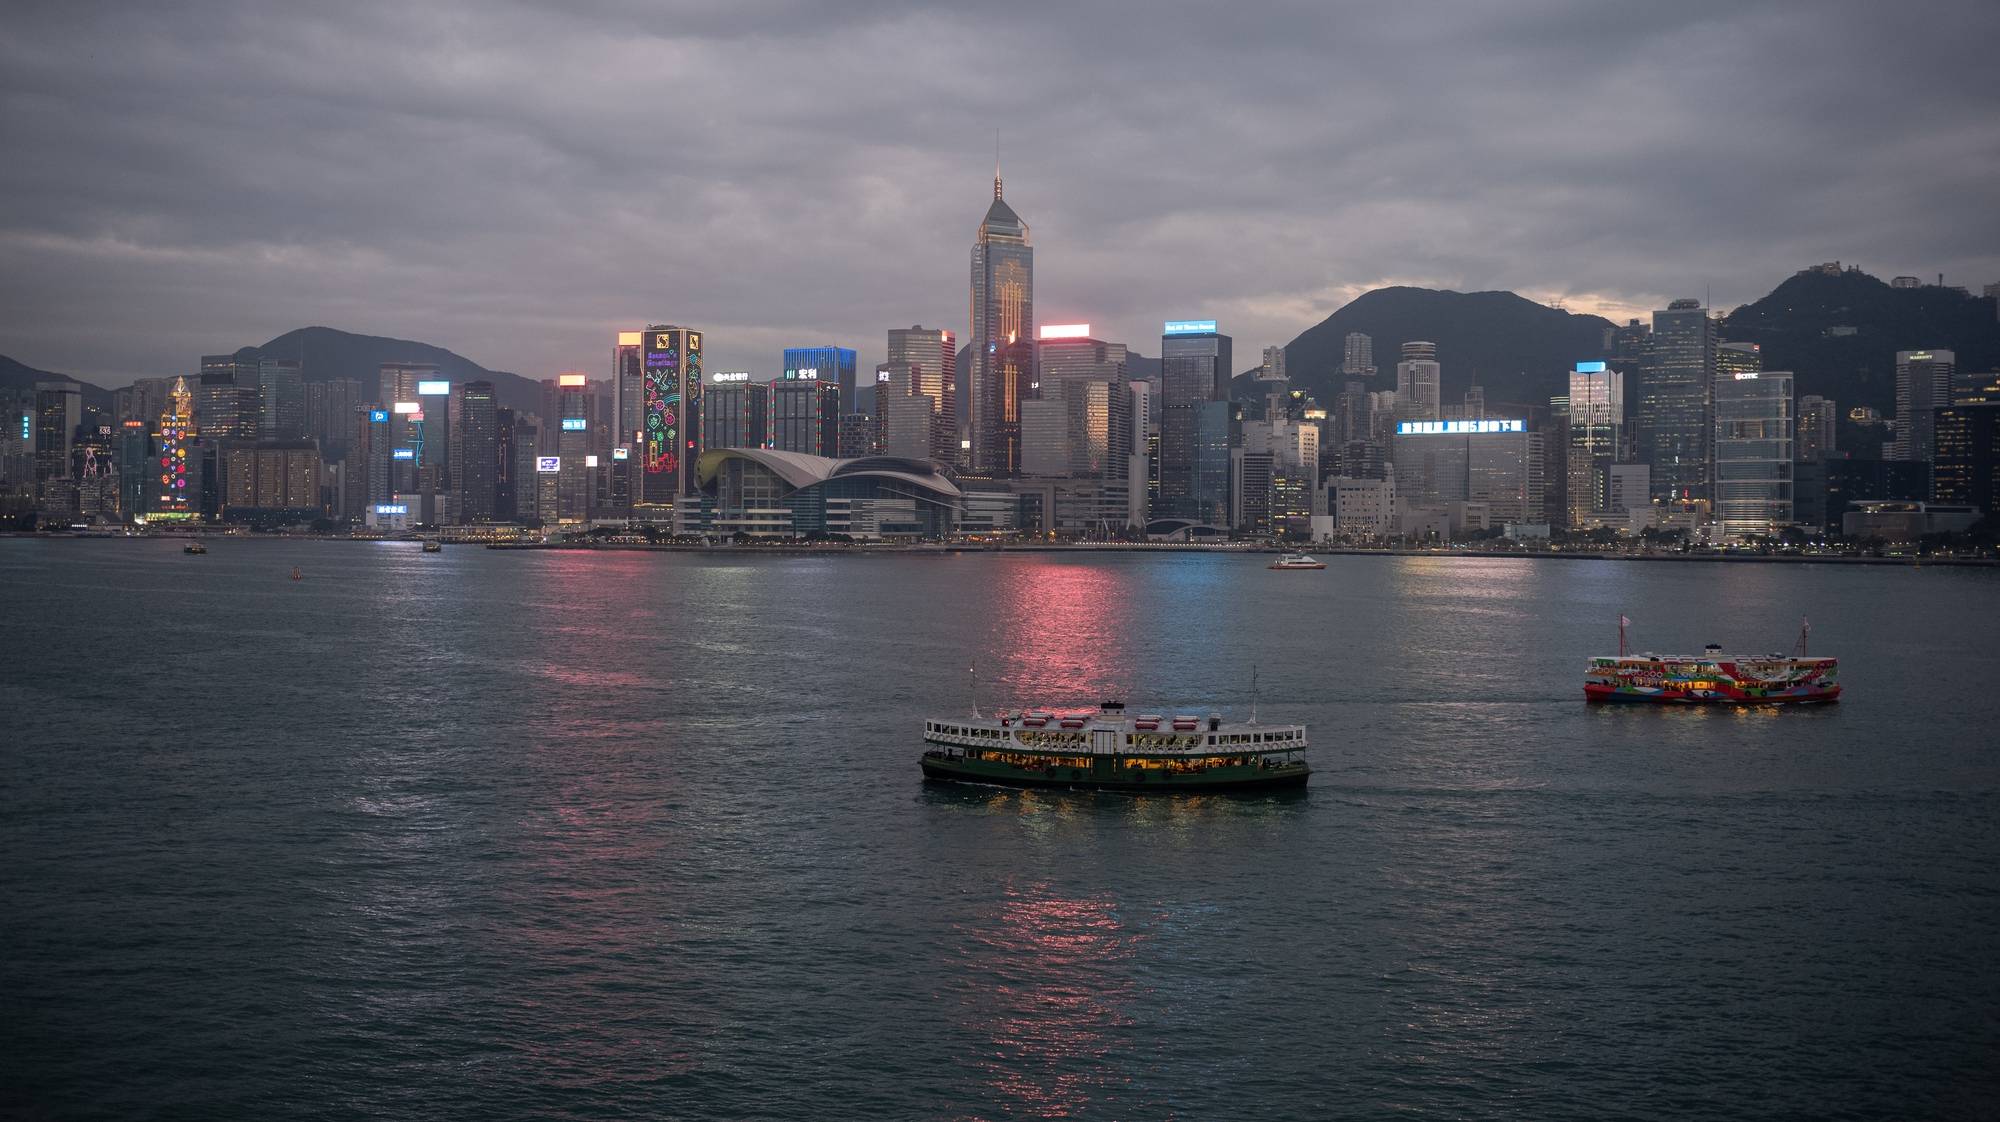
left=290, top=566, right=302, bottom=581
left=183, top=541, right=206, bottom=555
left=1268, top=553, right=1324, bottom=570
left=421, top=539, right=442, bottom=553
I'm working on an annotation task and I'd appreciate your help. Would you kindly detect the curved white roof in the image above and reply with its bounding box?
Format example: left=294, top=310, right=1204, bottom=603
left=696, top=447, right=961, bottom=498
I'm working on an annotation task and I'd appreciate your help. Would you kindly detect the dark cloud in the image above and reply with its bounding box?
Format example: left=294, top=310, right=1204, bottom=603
left=3, top=0, right=1996, bottom=386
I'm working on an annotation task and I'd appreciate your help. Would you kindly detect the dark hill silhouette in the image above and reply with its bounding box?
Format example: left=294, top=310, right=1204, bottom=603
left=237, top=326, right=548, bottom=415
left=1269, top=287, right=1614, bottom=412
left=1717, top=270, right=1999, bottom=414
left=0, top=354, right=112, bottom=410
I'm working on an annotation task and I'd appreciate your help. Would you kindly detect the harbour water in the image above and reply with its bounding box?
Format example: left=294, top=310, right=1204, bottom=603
left=3, top=540, right=1998, bottom=1119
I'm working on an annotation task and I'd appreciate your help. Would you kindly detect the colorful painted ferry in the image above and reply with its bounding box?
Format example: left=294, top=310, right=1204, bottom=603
left=1585, top=644, right=1840, bottom=705
left=921, top=701, right=1309, bottom=792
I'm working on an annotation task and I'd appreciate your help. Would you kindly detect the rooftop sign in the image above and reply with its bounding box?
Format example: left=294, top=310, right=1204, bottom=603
left=1164, top=320, right=1217, bottom=336
left=1039, top=324, right=1091, bottom=340
left=1396, top=419, right=1526, bottom=435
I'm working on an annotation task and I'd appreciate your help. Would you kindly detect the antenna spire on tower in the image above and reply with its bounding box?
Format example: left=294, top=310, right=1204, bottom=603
left=994, top=129, right=1002, bottom=199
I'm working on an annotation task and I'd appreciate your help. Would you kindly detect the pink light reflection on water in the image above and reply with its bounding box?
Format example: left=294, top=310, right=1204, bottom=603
left=952, top=878, right=1154, bottom=1119
left=985, top=559, right=1137, bottom=709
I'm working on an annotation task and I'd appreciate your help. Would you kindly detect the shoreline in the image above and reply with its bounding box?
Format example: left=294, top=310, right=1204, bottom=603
left=6, top=532, right=1994, bottom=566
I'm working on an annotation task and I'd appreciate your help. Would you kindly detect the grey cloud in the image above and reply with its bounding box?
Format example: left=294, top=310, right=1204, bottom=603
left=2, top=0, right=1996, bottom=386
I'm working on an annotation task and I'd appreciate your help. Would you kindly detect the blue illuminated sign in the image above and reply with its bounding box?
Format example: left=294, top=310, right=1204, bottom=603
left=1396, top=419, right=1526, bottom=435
left=370, top=409, right=390, bottom=423
left=374, top=503, right=407, bottom=515
left=392, top=447, right=416, bottom=460
left=561, top=417, right=587, bottom=431
left=1575, top=361, right=1607, bottom=373
left=19, top=413, right=28, bottom=440
left=1164, top=319, right=1217, bottom=336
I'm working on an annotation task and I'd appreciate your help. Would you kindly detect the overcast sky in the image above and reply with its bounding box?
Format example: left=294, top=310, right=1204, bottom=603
left=3, top=0, right=1997, bottom=388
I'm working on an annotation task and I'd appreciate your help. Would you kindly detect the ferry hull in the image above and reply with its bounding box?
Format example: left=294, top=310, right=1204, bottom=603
left=1584, top=683, right=1840, bottom=705
left=921, top=755, right=1309, bottom=793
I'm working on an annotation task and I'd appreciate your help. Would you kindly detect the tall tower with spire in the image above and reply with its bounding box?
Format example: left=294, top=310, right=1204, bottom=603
left=969, top=167, right=1034, bottom=475
left=153, top=376, right=197, bottom=517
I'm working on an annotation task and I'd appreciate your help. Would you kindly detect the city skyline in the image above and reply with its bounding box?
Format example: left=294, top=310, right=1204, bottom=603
left=4, top=2, right=1999, bottom=389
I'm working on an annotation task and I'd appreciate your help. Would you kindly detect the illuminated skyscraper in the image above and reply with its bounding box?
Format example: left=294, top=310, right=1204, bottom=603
left=1566, top=361, right=1625, bottom=523
left=1713, top=368, right=1794, bottom=539
left=1158, top=320, right=1232, bottom=522
left=151, top=377, right=197, bottom=518
left=887, top=325, right=957, bottom=464
left=1636, top=298, right=1716, bottom=502
left=640, top=326, right=703, bottom=504
left=257, top=359, right=305, bottom=441
left=1886, top=349, right=1955, bottom=462
left=197, top=355, right=259, bottom=440
left=969, top=172, right=1033, bottom=474
left=784, top=346, right=858, bottom=415
left=555, top=373, right=590, bottom=522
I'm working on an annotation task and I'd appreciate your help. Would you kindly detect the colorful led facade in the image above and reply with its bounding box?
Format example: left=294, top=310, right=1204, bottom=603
left=152, top=376, right=197, bottom=518
left=642, top=325, right=703, bottom=501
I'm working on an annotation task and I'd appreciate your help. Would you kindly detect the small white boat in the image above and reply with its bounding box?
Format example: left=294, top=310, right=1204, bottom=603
left=1268, top=553, right=1324, bottom=570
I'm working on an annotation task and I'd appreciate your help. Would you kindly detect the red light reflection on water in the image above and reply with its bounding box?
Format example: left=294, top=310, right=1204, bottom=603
left=987, top=560, right=1134, bottom=707
left=953, top=880, right=1149, bottom=1117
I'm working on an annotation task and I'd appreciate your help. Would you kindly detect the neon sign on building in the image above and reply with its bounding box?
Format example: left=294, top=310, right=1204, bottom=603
left=1395, top=419, right=1526, bottom=435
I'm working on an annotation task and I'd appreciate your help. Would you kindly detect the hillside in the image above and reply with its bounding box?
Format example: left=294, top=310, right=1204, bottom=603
left=1274, top=287, right=1615, bottom=412
left=1717, top=270, right=1999, bottom=414
left=0, top=354, right=112, bottom=410
left=237, top=327, right=546, bottom=415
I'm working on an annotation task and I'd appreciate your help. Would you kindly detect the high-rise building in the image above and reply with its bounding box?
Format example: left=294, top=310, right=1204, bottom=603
left=1158, top=320, right=1233, bottom=523
left=838, top=412, right=877, bottom=458
left=257, top=359, right=305, bottom=441
left=1797, top=395, right=1837, bottom=462
left=1887, top=349, right=1956, bottom=462
left=1259, top=345, right=1288, bottom=384
left=1565, top=361, right=1625, bottom=524
left=887, top=326, right=957, bottom=464
left=150, top=378, right=197, bottom=519
left=969, top=173, right=1033, bottom=474
left=637, top=326, right=703, bottom=504
left=877, top=366, right=936, bottom=462
left=222, top=441, right=322, bottom=517
left=33, top=381, right=81, bottom=483
left=770, top=380, right=840, bottom=457
left=197, top=355, right=261, bottom=440
left=783, top=346, right=858, bottom=415
left=1636, top=298, right=1716, bottom=503
left=1341, top=333, right=1375, bottom=378
left=554, top=373, right=590, bottom=523
left=1932, top=398, right=2000, bottom=514
left=1391, top=419, right=1545, bottom=523
left=1713, top=369, right=1794, bottom=539
left=1037, top=325, right=1128, bottom=392
left=1605, top=318, right=1650, bottom=365
left=112, top=378, right=176, bottom=429
left=703, top=380, right=772, bottom=451
left=613, top=331, right=645, bottom=451
left=305, top=378, right=360, bottom=462
left=451, top=380, right=498, bottom=523
left=345, top=405, right=393, bottom=519
left=1395, top=341, right=1442, bottom=421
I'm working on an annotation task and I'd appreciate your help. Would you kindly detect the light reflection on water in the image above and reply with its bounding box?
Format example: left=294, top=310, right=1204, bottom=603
left=3, top=542, right=1998, bottom=1120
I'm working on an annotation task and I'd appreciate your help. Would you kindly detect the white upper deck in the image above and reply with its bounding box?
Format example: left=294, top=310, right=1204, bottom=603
left=923, top=704, right=1307, bottom=755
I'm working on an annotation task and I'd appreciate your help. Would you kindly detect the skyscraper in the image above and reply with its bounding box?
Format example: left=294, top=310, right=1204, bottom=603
left=613, top=331, right=645, bottom=450
left=1713, top=369, right=1794, bottom=539
left=1566, top=361, right=1625, bottom=524
left=770, top=380, right=840, bottom=456
left=1932, top=396, right=1999, bottom=514
left=197, top=355, right=260, bottom=440
left=887, top=326, right=957, bottom=465
left=640, top=326, right=703, bottom=504
left=1341, top=333, right=1375, bottom=378
left=451, top=380, right=498, bottom=523
left=969, top=172, right=1033, bottom=474
left=783, top=346, right=858, bottom=415
left=1797, top=395, right=1837, bottom=462
left=1159, top=320, right=1233, bottom=523
left=33, top=381, right=81, bottom=483
left=1637, top=298, right=1716, bottom=503
left=554, top=373, right=590, bottom=523
left=1395, top=341, right=1441, bottom=421
left=703, top=380, right=771, bottom=451
left=257, top=358, right=305, bottom=441
left=1886, top=349, right=1955, bottom=462
left=151, top=377, right=197, bottom=518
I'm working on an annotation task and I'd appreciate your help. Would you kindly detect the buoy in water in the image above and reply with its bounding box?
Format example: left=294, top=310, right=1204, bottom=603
left=291, top=566, right=302, bottom=581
